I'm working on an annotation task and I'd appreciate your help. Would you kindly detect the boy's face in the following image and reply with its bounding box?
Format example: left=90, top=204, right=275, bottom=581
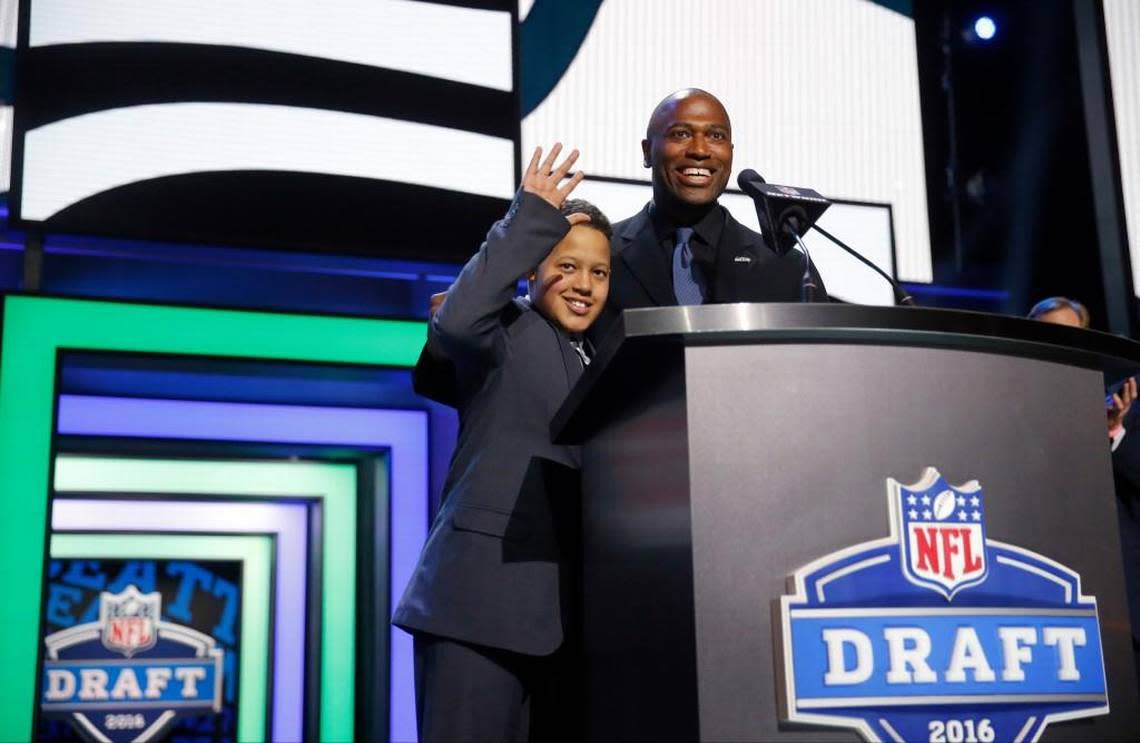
left=529, top=224, right=611, bottom=335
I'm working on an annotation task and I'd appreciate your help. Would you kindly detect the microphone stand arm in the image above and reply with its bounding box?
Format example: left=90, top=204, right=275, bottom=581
left=787, top=223, right=818, bottom=303
left=810, top=224, right=917, bottom=306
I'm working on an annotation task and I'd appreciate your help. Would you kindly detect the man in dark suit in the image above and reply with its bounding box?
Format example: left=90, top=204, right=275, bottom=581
left=1029, top=296, right=1140, bottom=697
left=1111, top=402, right=1140, bottom=698
left=414, top=88, right=826, bottom=403
left=592, top=87, right=825, bottom=341
left=394, top=145, right=609, bottom=741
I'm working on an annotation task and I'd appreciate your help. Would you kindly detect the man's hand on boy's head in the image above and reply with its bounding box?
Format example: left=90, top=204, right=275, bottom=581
left=523, top=144, right=586, bottom=213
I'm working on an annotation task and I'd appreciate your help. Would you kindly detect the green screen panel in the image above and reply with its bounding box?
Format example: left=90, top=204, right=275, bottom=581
left=0, top=295, right=424, bottom=742
left=53, top=455, right=365, bottom=742
left=0, top=298, right=424, bottom=743
left=50, top=533, right=273, bottom=743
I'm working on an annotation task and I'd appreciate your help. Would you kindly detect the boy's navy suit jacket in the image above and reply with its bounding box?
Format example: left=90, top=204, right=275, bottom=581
left=394, top=191, right=587, bottom=656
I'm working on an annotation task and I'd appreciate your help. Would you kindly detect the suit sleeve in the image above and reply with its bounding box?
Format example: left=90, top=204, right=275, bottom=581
left=411, top=335, right=460, bottom=407
left=432, top=190, right=571, bottom=366
left=1113, top=404, right=1140, bottom=494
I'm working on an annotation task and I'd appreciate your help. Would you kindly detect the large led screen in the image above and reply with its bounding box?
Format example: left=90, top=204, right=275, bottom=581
left=522, top=0, right=932, bottom=285
left=10, top=0, right=519, bottom=258
left=11, top=0, right=932, bottom=289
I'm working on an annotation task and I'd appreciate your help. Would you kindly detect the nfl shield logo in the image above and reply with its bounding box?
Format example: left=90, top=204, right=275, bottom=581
left=891, top=468, right=987, bottom=599
left=99, top=585, right=160, bottom=657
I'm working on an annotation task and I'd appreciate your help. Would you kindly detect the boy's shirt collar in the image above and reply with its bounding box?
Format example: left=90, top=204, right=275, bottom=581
left=569, top=338, right=590, bottom=367
left=521, top=295, right=593, bottom=364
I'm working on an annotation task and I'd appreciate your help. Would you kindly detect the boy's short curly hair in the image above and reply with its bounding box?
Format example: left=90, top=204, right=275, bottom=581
left=560, top=199, right=613, bottom=240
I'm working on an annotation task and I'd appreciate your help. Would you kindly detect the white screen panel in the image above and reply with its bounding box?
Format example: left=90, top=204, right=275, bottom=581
left=573, top=178, right=896, bottom=305
left=523, top=0, right=932, bottom=282
left=21, top=103, right=515, bottom=221
left=14, top=0, right=517, bottom=257
left=1, top=0, right=14, bottom=193
left=30, top=0, right=512, bottom=91
left=1, top=0, right=12, bottom=48
left=1103, top=0, right=1140, bottom=297
left=0, top=106, right=10, bottom=194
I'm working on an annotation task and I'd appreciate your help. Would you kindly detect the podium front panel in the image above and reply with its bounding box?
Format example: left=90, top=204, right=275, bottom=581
left=684, top=343, right=1138, bottom=741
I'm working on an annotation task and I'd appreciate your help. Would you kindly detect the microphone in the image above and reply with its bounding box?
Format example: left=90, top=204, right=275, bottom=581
left=736, top=169, right=831, bottom=256
left=736, top=169, right=917, bottom=306
left=737, top=169, right=828, bottom=301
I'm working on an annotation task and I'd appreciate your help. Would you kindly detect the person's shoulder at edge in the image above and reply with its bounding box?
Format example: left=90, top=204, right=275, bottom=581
left=608, top=203, right=652, bottom=251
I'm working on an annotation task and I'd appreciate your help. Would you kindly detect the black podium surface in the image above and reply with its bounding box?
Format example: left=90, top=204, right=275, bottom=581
left=554, top=304, right=1140, bottom=742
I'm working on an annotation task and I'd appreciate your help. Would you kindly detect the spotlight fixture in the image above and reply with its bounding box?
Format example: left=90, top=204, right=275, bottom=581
left=970, top=15, right=997, bottom=42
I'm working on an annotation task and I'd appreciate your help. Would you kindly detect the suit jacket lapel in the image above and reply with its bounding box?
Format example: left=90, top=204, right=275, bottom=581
left=722, top=209, right=765, bottom=261
left=616, top=206, right=676, bottom=307
left=713, top=209, right=769, bottom=301
left=556, top=331, right=584, bottom=389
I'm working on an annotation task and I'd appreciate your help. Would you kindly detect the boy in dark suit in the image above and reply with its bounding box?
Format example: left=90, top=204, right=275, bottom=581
left=393, top=144, right=610, bottom=742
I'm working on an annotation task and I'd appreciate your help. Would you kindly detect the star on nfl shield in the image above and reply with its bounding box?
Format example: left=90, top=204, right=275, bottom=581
left=895, top=470, right=987, bottom=599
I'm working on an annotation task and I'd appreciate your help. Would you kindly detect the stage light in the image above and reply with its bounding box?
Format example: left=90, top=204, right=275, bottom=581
left=973, top=16, right=997, bottom=41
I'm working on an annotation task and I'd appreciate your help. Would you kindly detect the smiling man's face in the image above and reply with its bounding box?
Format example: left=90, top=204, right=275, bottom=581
left=642, top=91, right=733, bottom=217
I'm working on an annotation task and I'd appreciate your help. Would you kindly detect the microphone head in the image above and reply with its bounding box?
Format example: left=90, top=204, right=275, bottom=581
left=737, top=168, right=765, bottom=191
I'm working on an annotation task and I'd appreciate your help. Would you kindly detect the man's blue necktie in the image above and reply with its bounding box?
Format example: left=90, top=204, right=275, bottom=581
left=672, top=226, right=704, bottom=305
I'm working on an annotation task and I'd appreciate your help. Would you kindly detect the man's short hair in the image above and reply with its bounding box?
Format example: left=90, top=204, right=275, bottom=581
left=560, top=198, right=613, bottom=240
left=645, top=88, right=729, bottom=139
left=1027, top=296, right=1090, bottom=328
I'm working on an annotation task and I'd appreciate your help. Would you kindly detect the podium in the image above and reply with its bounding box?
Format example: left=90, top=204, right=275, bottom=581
left=553, top=304, right=1140, bottom=742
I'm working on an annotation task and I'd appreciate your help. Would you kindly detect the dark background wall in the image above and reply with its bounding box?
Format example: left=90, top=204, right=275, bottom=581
left=914, top=0, right=1123, bottom=328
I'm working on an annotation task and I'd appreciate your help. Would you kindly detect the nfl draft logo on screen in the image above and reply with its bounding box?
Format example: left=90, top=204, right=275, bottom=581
left=778, top=468, right=1109, bottom=742
left=41, top=585, right=224, bottom=743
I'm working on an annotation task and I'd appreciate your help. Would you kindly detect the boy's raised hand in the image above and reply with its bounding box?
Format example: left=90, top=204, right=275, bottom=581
left=523, top=144, right=587, bottom=223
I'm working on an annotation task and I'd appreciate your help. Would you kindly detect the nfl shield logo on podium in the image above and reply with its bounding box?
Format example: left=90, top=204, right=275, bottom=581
left=778, top=468, right=1110, bottom=742
left=896, top=471, right=988, bottom=599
